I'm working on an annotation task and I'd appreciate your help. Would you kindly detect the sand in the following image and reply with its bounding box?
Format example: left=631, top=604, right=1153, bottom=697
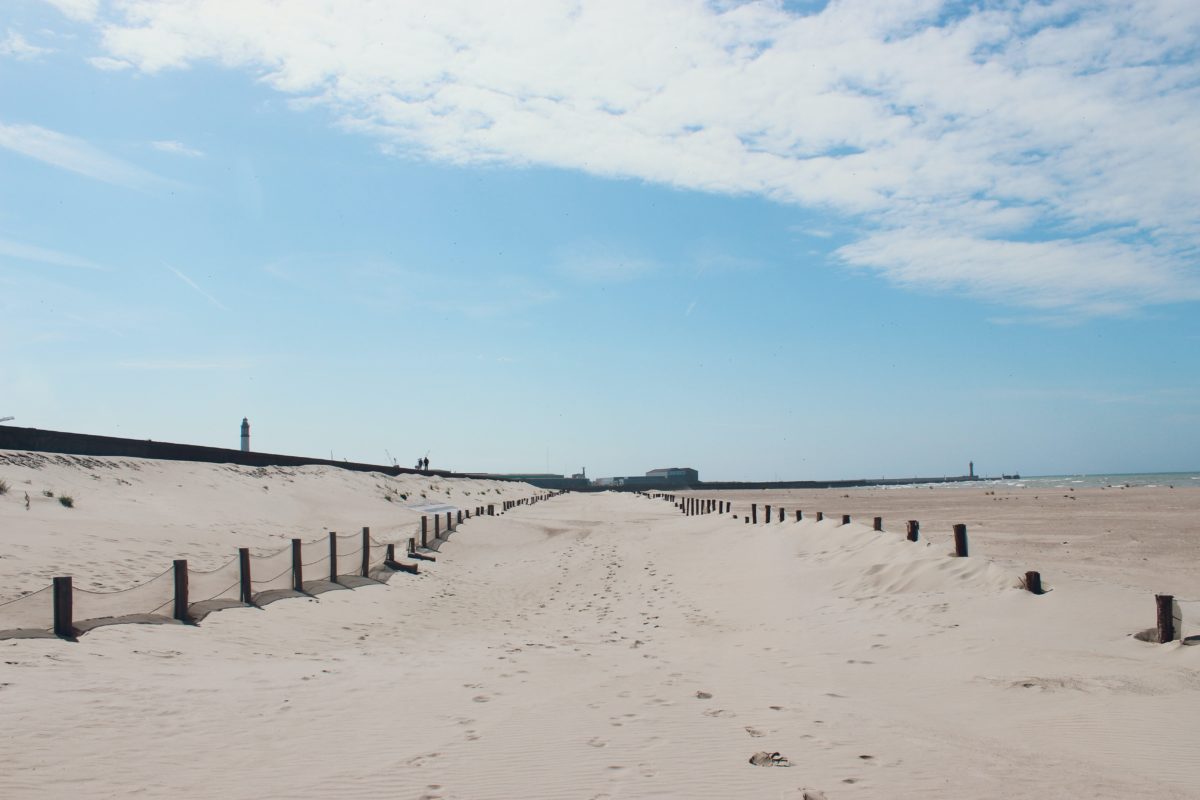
left=2, top=454, right=1199, bottom=799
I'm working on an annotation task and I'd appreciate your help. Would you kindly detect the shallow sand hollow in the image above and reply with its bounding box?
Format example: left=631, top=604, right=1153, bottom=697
left=1, top=461, right=1199, bottom=799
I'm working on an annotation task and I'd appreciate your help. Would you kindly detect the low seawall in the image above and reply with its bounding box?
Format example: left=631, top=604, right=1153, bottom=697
left=0, top=424, right=478, bottom=479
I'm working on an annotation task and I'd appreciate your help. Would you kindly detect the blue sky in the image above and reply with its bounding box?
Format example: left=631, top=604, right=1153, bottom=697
left=1, top=0, right=1198, bottom=480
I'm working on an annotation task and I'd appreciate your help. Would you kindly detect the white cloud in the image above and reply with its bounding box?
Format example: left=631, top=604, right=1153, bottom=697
left=0, top=121, right=168, bottom=189
left=0, top=237, right=104, bottom=271
left=151, top=139, right=204, bottom=157
left=0, top=30, right=51, bottom=60
left=114, top=358, right=251, bottom=370
left=42, top=0, right=100, bottom=22
left=89, top=55, right=131, bottom=70
left=555, top=244, right=659, bottom=284
left=81, top=0, right=1200, bottom=315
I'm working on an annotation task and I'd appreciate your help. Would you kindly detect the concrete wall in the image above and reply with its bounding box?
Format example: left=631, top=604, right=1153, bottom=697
left=0, top=424, right=476, bottom=479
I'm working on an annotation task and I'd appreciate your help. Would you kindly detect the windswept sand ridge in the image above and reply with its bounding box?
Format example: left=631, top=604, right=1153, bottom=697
left=0, top=450, right=536, bottom=601
left=1, top=484, right=1198, bottom=798
left=679, top=485, right=1200, bottom=597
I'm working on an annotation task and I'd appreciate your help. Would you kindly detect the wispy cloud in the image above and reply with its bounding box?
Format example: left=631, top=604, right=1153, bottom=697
left=152, top=139, right=204, bottom=157
left=114, top=357, right=252, bottom=371
left=555, top=244, right=658, bottom=284
left=84, top=0, right=1200, bottom=316
left=0, top=237, right=104, bottom=271
left=166, top=264, right=228, bottom=311
left=0, top=121, right=168, bottom=189
left=0, top=30, right=51, bottom=60
left=42, top=0, right=99, bottom=22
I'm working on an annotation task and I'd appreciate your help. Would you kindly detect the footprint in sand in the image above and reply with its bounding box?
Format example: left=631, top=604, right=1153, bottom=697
left=587, top=737, right=607, bottom=748
left=745, top=726, right=767, bottom=738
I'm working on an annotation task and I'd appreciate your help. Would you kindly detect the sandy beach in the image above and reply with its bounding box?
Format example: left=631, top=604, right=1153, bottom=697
left=2, top=453, right=1199, bottom=798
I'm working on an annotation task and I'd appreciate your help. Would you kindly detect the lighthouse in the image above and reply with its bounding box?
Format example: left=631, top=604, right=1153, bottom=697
left=241, top=417, right=250, bottom=452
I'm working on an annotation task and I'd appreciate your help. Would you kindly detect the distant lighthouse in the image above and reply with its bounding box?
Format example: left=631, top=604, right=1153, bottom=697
left=969, top=460, right=975, bottom=478
left=241, top=417, right=250, bottom=452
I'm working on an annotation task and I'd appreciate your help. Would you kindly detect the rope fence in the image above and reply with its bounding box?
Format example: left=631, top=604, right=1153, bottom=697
left=0, top=490, right=560, bottom=641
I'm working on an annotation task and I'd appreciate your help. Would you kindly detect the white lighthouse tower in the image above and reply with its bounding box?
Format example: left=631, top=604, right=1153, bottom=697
left=240, top=417, right=250, bottom=452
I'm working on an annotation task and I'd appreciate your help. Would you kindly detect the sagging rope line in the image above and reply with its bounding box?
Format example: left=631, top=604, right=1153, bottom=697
left=73, top=565, right=174, bottom=596
left=0, top=585, right=52, bottom=607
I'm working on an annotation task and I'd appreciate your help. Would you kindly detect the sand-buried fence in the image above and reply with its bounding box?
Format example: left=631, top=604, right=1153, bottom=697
left=0, top=490, right=560, bottom=640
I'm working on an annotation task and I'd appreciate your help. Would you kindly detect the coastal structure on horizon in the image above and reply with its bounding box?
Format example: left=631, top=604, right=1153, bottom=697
left=240, top=418, right=250, bottom=452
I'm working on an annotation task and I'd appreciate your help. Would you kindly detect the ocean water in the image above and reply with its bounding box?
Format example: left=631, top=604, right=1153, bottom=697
left=991, top=472, right=1200, bottom=490
left=868, top=472, right=1200, bottom=490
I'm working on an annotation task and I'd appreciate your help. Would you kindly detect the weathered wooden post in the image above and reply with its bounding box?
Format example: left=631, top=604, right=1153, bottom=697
left=173, top=559, right=190, bottom=623
left=1025, top=571, right=1043, bottom=595
left=873, top=516, right=882, bottom=531
left=328, top=532, right=338, bottom=583
left=744, top=517, right=750, bottom=524
left=765, top=505, right=771, bottom=523
left=458, top=510, right=463, bottom=525
left=953, top=524, right=968, bottom=557
left=1156, top=594, right=1181, bottom=643
left=292, top=538, right=304, bottom=591
left=842, top=514, right=850, bottom=525
left=906, top=520, right=920, bottom=542
left=361, top=527, right=371, bottom=576
left=796, top=509, right=802, bottom=521
left=446, top=511, right=453, bottom=532
left=421, top=516, right=428, bottom=547
left=387, top=543, right=396, bottom=563
left=752, top=504, right=758, bottom=524
left=816, top=511, right=824, bottom=522
left=778, top=507, right=784, bottom=523
left=434, top=515, right=441, bottom=539
left=408, top=537, right=416, bottom=556
left=52, top=576, right=74, bottom=640
left=239, top=547, right=252, bottom=604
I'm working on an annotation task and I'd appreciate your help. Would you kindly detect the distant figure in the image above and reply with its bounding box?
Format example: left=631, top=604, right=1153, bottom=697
left=422, top=457, right=430, bottom=471
left=415, top=459, right=422, bottom=470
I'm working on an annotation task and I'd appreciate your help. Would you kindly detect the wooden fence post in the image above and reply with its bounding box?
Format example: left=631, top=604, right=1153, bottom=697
left=752, top=504, right=758, bottom=524
left=816, top=511, right=824, bottom=522
left=421, top=516, right=428, bottom=547
left=906, top=520, right=920, bottom=542
left=53, top=576, right=74, bottom=640
left=328, top=532, right=338, bottom=583
left=361, top=527, right=371, bottom=577
left=239, top=547, right=252, bottom=604
left=796, top=509, right=802, bottom=521
left=447, top=511, right=453, bottom=532
left=434, top=515, right=441, bottom=539
left=173, top=559, right=190, bottom=623
left=873, top=516, right=882, bottom=531
left=292, top=538, right=304, bottom=592
left=842, top=514, right=851, bottom=525
left=408, top=537, right=416, bottom=555
left=953, top=524, right=968, bottom=557
left=765, top=505, right=771, bottom=523
left=1025, top=571, right=1043, bottom=595
left=387, top=543, right=396, bottom=563
left=1156, top=594, right=1179, bottom=643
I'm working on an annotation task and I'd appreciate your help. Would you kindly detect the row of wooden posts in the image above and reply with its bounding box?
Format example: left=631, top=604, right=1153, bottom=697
left=645, top=493, right=1184, bottom=645
left=49, top=491, right=560, bottom=640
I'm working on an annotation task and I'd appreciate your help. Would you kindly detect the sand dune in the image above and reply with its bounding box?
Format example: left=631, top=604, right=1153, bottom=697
left=1, top=456, right=1198, bottom=798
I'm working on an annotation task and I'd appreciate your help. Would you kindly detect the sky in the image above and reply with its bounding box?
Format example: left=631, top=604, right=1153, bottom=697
left=1, top=0, right=1198, bottom=481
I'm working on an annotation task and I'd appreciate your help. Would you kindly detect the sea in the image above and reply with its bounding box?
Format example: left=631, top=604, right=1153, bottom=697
left=988, top=472, right=1200, bottom=489
left=872, top=472, right=1200, bottom=490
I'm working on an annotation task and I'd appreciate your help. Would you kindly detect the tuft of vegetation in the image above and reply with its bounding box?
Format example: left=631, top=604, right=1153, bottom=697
left=0, top=478, right=8, bottom=495
left=58, top=495, right=74, bottom=508
left=42, top=489, right=54, bottom=498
